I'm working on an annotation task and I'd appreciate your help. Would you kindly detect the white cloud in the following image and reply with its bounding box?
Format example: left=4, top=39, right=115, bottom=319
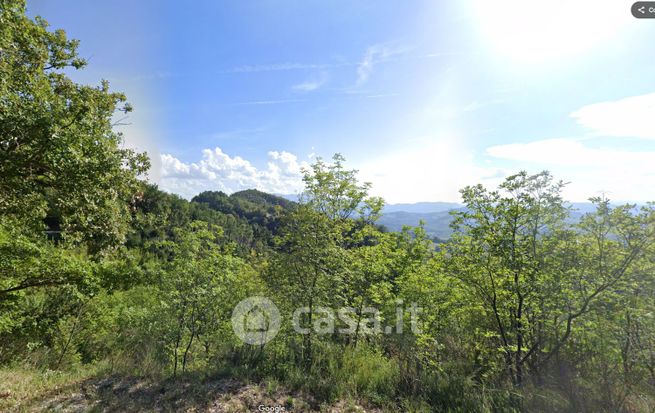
left=157, top=139, right=505, bottom=204
left=487, top=139, right=655, bottom=202
left=292, top=71, right=329, bottom=92
left=485, top=93, right=655, bottom=202
left=487, top=138, right=654, bottom=166
left=155, top=92, right=655, bottom=204
left=571, top=92, right=655, bottom=139
left=159, top=147, right=309, bottom=199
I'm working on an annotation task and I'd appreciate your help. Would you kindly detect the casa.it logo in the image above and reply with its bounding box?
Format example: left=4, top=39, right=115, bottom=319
left=231, top=296, right=281, bottom=345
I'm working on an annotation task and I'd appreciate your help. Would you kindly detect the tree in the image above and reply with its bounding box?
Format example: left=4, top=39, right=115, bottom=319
left=0, top=0, right=149, bottom=252
left=301, top=153, right=383, bottom=224
left=271, top=205, right=346, bottom=363
left=448, top=171, right=655, bottom=388
left=154, top=221, right=257, bottom=375
left=270, top=154, right=384, bottom=362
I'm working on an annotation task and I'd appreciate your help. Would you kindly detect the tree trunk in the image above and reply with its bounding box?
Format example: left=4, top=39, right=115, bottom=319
left=182, top=306, right=197, bottom=373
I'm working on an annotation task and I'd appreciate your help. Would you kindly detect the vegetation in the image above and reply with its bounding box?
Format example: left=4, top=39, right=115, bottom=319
left=1, top=1, right=654, bottom=411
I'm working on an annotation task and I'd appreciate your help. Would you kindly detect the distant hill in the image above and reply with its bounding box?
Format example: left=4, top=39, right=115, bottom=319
left=568, top=202, right=602, bottom=215
left=278, top=194, right=614, bottom=239
left=191, top=190, right=296, bottom=246
left=377, top=210, right=456, bottom=240
left=194, top=190, right=295, bottom=214
left=232, top=189, right=294, bottom=208
left=382, top=202, right=461, bottom=214
left=277, top=193, right=301, bottom=203
left=378, top=202, right=608, bottom=240
left=378, top=201, right=462, bottom=239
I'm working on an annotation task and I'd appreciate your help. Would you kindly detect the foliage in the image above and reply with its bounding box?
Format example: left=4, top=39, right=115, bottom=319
left=0, top=0, right=149, bottom=252
left=1, top=3, right=655, bottom=411
left=192, top=188, right=294, bottom=247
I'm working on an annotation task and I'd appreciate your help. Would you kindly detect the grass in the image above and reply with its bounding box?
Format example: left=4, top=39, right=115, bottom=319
left=10, top=346, right=641, bottom=413
left=0, top=363, right=378, bottom=412
left=0, top=363, right=104, bottom=411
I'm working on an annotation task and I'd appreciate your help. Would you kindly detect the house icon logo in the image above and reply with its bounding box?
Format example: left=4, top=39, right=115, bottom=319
left=231, top=296, right=281, bottom=345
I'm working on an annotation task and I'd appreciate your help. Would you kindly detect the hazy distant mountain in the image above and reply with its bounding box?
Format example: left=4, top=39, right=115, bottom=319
left=568, top=202, right=602, bottom=214
left=378, top=201, right=606, bottom=240
left=377, top=210, right=456, bottom=239
left=278, top=194, right=609, bottom=239
left=278, top=193, right=301, bottom=203
left=377, top=202, right=462, bottom=239
left=382, top=202, right=461, bottom=214
left=278, top=196, right=461, bottom=214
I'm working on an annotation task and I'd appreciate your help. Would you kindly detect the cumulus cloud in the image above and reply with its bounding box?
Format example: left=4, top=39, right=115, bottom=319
left=157, top=139, right=505, bottom=204
left=572, top=92, right=655, bottom=139
left=159, top=147, right=309, bottom=199
left=155, top=92, right=655, bottom=204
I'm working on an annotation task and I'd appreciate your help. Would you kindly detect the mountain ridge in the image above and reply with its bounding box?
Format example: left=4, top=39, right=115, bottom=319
left=276, top=194, right=616, bottom=239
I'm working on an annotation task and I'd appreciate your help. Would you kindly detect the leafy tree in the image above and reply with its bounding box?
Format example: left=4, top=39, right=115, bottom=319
left=0, top=221, right=93, bottom=304
left=448, top=171, right=655, bottom=389
left=301, top=153, right=383, bottom=224
left=154, top=221, right=258, bottom=375
left=0, top=0, right=149, bottom=251
left=269, top=155, right=384, bottom=362
left=1, top=6, right=654, bottom=402
left=270, top=205, right=346, bottom=363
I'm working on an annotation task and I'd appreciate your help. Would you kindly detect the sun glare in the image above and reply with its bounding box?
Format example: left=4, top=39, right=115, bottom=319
left=471, top=0, right=629, bottom=64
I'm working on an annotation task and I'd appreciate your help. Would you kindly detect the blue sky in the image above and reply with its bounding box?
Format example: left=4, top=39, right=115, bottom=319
left=28, top=0, right=655, bottom=203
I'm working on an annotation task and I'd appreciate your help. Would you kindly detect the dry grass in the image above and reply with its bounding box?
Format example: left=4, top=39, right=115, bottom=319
left=0, top=365, right=103, bottom=412
left=0, top=367, right=382, bottom=412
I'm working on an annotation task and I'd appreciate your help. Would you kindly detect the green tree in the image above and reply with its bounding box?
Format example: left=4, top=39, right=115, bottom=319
left=154, top=221, right=258, bottom=375
left=270, top=154, right=384, bottom=362
left=301, top=153, right=383, bottom=223
left=271, top=205, right=346, bottom=363
left=0, top=0, right=149, bottom=251
left=448, top=171, right=655, bottom=389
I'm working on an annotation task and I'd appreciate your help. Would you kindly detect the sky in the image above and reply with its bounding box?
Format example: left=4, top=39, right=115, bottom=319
left=27, top=0, right=655, bottom=203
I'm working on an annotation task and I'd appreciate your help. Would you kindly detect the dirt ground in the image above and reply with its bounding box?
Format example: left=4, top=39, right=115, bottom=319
left=7, top=375, right=381, bottom=413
